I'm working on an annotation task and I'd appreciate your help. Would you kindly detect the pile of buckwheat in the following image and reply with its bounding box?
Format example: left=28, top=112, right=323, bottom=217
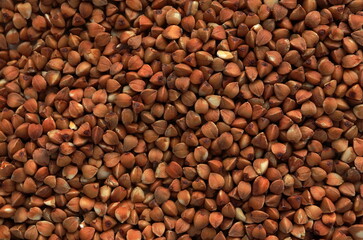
left=1, top=0, right=363, bottom=239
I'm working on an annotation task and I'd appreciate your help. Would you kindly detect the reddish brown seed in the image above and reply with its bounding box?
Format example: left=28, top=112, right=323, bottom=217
left=256, top=29, right=272, bottom=46
left=252, top=176, right=270, bottom=195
